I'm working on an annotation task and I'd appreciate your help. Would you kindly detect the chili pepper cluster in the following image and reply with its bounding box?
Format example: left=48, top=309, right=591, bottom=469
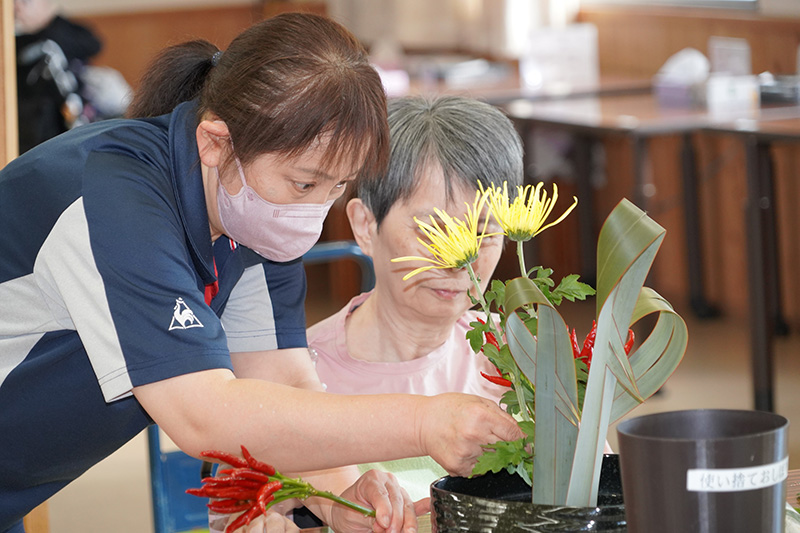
left=477, top=318, right=636, bottom=389
left=570, top=320, right=635, bottom=372
left=186, top=446, right=284, bottom=532
left=187, top=445, right=375, bottom=533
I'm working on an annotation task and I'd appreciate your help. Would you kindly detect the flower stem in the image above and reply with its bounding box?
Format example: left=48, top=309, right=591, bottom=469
left=513, top=374, right=532, bottom=422
left=308, top=489, right=376, bottom=517
left=466, top=263, right=500, bottom=337
left=517, top=240, right=527, bottom=278
left=467, top=263, right=531, bottom=422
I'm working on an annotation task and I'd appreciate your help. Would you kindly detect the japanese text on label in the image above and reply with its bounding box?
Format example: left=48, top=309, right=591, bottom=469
left=686, top=457, right=788, bottom=492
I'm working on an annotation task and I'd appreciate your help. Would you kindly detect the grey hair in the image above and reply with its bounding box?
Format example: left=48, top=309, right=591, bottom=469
left=358, top=95, right=524, bottom=226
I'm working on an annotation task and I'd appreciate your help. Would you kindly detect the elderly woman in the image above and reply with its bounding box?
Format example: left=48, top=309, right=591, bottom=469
left=307, top=95, right=525, bottom=501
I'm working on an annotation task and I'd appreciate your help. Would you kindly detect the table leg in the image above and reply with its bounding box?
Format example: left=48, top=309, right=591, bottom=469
left=573, top=134, right=596, bottom=287
left=680, top=133, right=718, bottom=318
left=757, top=145, right=789, bottom=337
left=745, top=136, right=774, bottom=412
left=632, top=135, right=648, bottom=210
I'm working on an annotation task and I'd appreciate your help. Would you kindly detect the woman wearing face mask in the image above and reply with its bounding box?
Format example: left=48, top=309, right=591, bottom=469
left=0, top=13, right=523, bottom=533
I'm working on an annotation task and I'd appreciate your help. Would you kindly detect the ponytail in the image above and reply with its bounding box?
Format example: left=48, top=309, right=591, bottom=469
left=127, top=40, right=219, bottom=118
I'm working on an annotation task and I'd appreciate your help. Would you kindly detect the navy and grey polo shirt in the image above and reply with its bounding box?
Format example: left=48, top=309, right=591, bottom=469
left=0, top=101, right=308, bottom=529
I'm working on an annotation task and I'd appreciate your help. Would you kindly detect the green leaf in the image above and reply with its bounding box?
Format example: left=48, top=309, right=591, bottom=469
left=486, top=279, right=506, bottom=310
left=466, top=327, right=485, bottom=354
left=472, top=437, right=530, bottom=476
left=609, top=288, right=688, bottom=422
left=566, top=198, right=688, bottom=507
left=552, top=274, right=596, bottom=303
left=504, top=277, right=580, bottom=504
left=514, top=462, right=533, bottom=487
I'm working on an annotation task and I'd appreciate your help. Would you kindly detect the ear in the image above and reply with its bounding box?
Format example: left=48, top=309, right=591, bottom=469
left=346, top=198, right=377, bottom=257
left=196, top=119, right=230, bottom=168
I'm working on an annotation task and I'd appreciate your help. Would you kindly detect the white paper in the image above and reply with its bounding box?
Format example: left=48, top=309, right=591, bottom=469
left=686, top=457, right=788, bottom=492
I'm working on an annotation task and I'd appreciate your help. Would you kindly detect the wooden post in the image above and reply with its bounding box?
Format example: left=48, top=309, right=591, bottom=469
left=3, top=0, right=39, bottom=527
left=0, top=0, right=18, bottom=163
left=23, top=503, right=49, bottom=533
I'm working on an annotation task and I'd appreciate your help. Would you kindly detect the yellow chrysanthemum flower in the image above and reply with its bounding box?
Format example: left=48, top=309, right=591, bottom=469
left=391, top=188, right=494, bottom=281
left=485, top=181, right=577, bottom=242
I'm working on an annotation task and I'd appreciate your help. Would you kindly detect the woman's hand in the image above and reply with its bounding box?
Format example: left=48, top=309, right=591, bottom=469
left=418, top=393, right=524, bottom=477
left=325, top=469, right=423, bottom=533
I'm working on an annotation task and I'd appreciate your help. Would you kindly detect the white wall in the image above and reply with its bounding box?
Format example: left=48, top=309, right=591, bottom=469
left=62, top=0, right=570, bottom=58
left=62, top=0, right=253, bottom=16
left=578, top=0, right=800, bottom=18
left=327, top=0, right=576, bottom=59
left=62, top=0, right=800, bottom=19
left=761, top=0, right=800, bottom=17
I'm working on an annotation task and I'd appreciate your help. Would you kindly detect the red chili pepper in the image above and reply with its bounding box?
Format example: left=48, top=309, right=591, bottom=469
left=200, top=476, right=262, bottom=489
left=244, top=505, right=263, bottom=526
left=570, top=328, right=580, bottom=359
left=475, top=317, right=500, bottom=350
left=257, top=494, right=275, bottom=516
left=484, top=330, right=500, bottom=350
left=207, top=500, right=251, bottom=514
left=579, top=320, right=597, bottom=361
left=202, top=487, right=261, bottom=500
left=226, top=469, right=273, bottom=484
left=624, top=329, right=635, bottom=355
left=480, top=371, right=513, bottom=387
left=200, top=450, right=248, bottom=469
left=256, top=481, right=282, bottom=514
left=225, top=511, right=249, bottom=533
left=241, top=445, right=277, bottom=476
left=225, top=505, right=263, bottom=533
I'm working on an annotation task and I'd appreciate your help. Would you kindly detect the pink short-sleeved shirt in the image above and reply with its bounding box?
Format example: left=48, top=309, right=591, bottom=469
left=307, top=292, right=506, bottom=403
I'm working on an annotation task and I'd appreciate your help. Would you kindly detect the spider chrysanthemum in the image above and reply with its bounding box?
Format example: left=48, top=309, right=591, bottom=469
left=391, top=188, right=494, bottom=280
left=485, top=181, right=577, bottom=242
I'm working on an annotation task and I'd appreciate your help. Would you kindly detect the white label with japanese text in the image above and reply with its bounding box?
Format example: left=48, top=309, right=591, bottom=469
left=686, top=457, right=788, bottom=492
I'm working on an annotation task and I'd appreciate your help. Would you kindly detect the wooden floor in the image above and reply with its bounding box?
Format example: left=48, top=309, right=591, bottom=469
left=42, top=294, right=800, bottom=532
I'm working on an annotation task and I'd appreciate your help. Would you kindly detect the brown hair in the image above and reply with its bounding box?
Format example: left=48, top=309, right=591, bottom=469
left=127, top=13, right=388, bottom=180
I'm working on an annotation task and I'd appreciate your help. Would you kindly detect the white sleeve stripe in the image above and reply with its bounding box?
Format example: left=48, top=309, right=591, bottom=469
left=36, top=199, right=133, bottom=401
left=220, top=264, right=279, bottom=353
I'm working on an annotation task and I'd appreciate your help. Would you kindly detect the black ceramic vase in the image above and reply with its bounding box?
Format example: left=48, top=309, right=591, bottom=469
left=430, top=454, right=626, bottom=532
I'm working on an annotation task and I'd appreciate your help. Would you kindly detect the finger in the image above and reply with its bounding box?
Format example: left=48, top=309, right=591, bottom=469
left=400, top=496, right=418, bottom=533
left=244, top=514, right=265, bottom=532
left=414, top=497, right=431, bottom=516
left=494, top=412, right=525, bottom=441
left=366, top=481, right=393, bottom=531
left=381, top=482, right=414, bottom=533
left=264, top=511, right=299, bottom=533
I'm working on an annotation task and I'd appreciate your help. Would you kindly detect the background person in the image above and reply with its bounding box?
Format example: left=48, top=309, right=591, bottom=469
left=307, top=95, right=525, bottom=501
left=0, top=13, right=522, bottom=533
left=14, top=0, right=103, bottom=153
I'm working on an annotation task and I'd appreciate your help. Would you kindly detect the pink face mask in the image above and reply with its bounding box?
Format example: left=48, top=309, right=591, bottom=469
left=215, top=157, right=334, bottom=262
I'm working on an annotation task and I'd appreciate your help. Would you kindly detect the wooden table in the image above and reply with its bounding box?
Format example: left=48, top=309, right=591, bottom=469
left=705, top=116, right=800, bottom=412
left=501, top=92, right=800, bottom=319
left=788, top=469, right=800, bottom=507
left=406, top=68, right=651, bottom=107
